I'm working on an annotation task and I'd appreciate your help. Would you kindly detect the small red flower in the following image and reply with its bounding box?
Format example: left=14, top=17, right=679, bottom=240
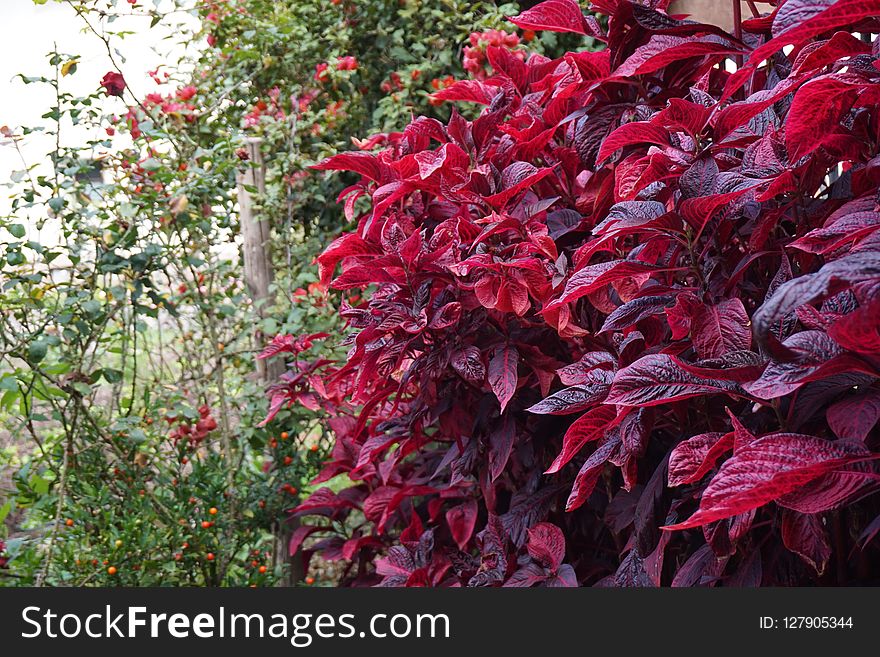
left=336, top=56, right=358, bottom=71
left=177, top=85, right=198, bottom=101
left=314, top=62, right=330, bottom=83
left=100, top=72, right=126, bottom=97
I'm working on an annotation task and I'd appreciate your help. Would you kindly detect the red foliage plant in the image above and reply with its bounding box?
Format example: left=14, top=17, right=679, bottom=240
left=264, top=0, right=880, bottom=586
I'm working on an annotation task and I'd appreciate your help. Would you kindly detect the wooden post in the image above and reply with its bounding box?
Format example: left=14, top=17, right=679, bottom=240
left=236, top=137, right=303, bottom=586
left=237, top=138, right=283, bottom=382
left=669, top=1, right=773, bottom=30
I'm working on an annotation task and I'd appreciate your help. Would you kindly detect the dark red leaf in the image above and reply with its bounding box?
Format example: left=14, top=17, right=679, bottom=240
left=606, top=354, right=740, bottom=407
left=488, top=344, right=519, bottom=412
left=690, top=298, right=752, bottom=359
left=508, top=0, right=588, bottom=35
left=781, top=510, right=831, bottom=575
left=665, top=434, right=875, bottom=530
left=668, top=432, right=734, bottom=487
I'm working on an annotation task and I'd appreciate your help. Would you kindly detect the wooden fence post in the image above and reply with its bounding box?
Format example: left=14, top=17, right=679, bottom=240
left=236, top=137, right=304, bottom=586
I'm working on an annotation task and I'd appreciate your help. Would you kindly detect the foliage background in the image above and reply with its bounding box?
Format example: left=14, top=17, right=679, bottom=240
left=0, top=0, right=564, bottom=586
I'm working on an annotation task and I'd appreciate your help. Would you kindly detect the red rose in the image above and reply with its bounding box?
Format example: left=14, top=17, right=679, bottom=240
left=100, top=71, right=126, bottom=97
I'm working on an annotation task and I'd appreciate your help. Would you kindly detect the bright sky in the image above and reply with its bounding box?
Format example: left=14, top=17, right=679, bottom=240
left=1, top=0, right=199, bottom=219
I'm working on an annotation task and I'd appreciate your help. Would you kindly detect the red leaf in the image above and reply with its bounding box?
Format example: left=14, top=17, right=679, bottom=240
left=690, top=298, right=752, bottom=359
left=489, top=414, right=517, bottom=481
left=546, top=404, right=619, bottom=474
left=312, top=152, right=386, bottom=182
left=785, top=76, right=861, bottom=161
left=565, top=431, right=622, bottom=511
left=526, top=522, right=567, bottom=570
left=526, top=369, right=612, bottom=415
left=508, top=0, right=588, bottom=35
left=488, top=344, right=519, bottom=412
left=827, top=388, right=880, bottom=441
left=605, top=354, right=740, bottom=407
left=781, top=510, right=831, bottom=575
left=668, top=432, right=734, bottom=487
left=597, top=121, right=670, bottom=163
left=556, top=351, right=616, bottom=385
left=547, top=260, right=675, bottom=310
left=430, top=79, right=497, bottom=104
left=446, top=499, right=479, bottom=550
left=665, top=434, right=875, bottom=530
left=828, top=301, right=880, bottom=355
left=451, top=346, right=486, bottom=384
left=743, top=330, right=869, bottom=399
left=612, top=35, right=745, bottom=78
left=789, top=211, right=880, bottom=255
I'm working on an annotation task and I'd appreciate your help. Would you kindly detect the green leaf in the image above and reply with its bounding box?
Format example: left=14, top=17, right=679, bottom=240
left=102, top=368, right=123, bottom=383
left=9, top=224, right=25, bottom=238
left=27, top=340, right=48, bottom=364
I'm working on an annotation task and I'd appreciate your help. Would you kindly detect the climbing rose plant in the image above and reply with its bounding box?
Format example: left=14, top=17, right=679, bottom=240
left=265, top=0, right=880, bottom=586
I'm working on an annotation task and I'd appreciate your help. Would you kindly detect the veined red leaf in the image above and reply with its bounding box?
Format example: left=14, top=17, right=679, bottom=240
left=526, top=370, right=612, bottom=415
left=827, top=389, right=880, bottom=441
left=752, top=251, right=880, bottom=351
left=547, top=260, right=675, bottom=311
left=508, top=0, right=588, bottom=35
left=690, top=298, right=752, bottom=359
left=557, top=351, right=616, bottom=385
left=526, top=522, right=567, bottom=570
left=312, top=151, right=386, bottom=182
left=489, top=414, right=517, bottom=481
left=665, top=434, right=875, bottom=530
left=431, top=79, right=498, bottom=104
left=743, top=331, right=870, bottom=399
left=785, top=76, right=861, bottom=161
left=545, top=404, right=619, bottom=474
left=789, top=212, right=880, bottom=255
left=489, top=344, right=519, bottom=412
left=597, top=121, right=670, bottom=163
left=600, top=295, right=677, bottom=334
left=565, top=430, right=622, bottom=511
left=612, top=35, right=745, bottom=79
left=606, top=354, right=740, bottom=407
left=828, top=301, right=880, bottom=354
left=451, top=346, right=486, bottom=384
left=668, top=432, right=734, bottom=487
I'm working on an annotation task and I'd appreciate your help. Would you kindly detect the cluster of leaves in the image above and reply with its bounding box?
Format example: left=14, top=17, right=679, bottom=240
left=273, top=0, right=880, bottom=586
left=1, top=0, right=566, bottom=586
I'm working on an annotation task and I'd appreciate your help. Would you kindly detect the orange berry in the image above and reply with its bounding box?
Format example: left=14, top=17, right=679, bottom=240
left=65, top=519, right=74, bottom=527
left=209, top=507, right=218, bottom=515
left=310, top=444, right=318, bottom=452
left=206, top=552, right=215, bottom=561
left=280, top=432, right=289, bottom=440
left=259, top=565, right=267, bottom=574
left=107, top=566, right=117, bottom=575
left=305, top=576, right=315, bottom=585
left=201, top=520, right=213, bottom=529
